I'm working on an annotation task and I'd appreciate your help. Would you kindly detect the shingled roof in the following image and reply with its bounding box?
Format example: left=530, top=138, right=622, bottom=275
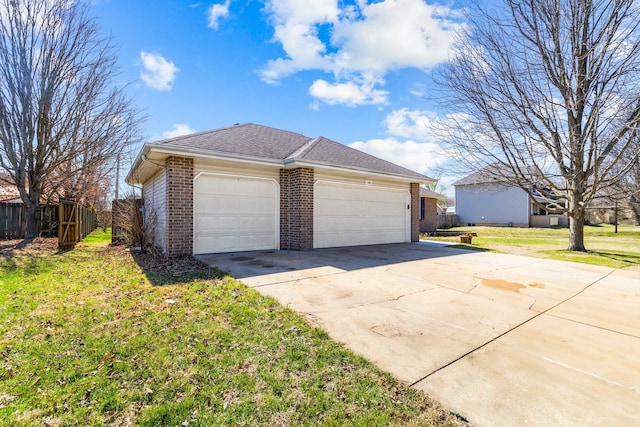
left=453, top=163, right=515, bottom=186
left=132, top=123, right=429, bottom=182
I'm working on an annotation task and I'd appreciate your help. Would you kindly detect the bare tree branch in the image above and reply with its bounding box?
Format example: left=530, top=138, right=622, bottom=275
left=436, top=0, right=640, bottom=251
left=0, top=0, right=143, bottom=237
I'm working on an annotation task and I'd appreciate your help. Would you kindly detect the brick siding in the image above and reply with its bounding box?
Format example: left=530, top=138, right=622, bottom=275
left=410, top=183, right=420, bottom=242
left=165, top=156, right=193, bottom=256
left=419, top=197, right=438, bottom=233
left=280, top=168, right=314, bottom=250
left=279, top=169, right=290, bottom=250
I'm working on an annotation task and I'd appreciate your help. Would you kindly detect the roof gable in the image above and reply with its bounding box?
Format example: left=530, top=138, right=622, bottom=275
left=153, top=123, right=310, bottom=160
left=294, top=136, right=426, bottom=179
left=419, top=187, right=442, bottom=199
left=453, top=164, right=515, bottom=186
left=131, top=123, right=430, bottom=182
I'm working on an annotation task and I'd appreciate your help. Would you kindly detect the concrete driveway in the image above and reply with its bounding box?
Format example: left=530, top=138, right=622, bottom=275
left=198, top=242, right=640, bottom=427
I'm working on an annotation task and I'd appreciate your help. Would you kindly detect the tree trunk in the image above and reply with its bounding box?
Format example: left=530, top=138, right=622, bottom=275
left=568, top=202, right=587, bottom=252
left=22, top=188, right=42, bottom=239
left=23, top=197, right=40, bottom=240
left=630, top=200, right=640, bottom=226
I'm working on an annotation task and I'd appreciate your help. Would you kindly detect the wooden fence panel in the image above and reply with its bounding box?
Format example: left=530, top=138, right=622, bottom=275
left=0, top=203, right=23, bottom=239
left=1, top=202, right=88, bottom=241
left=79, top=203, right=97, bottom=240
left=59, top=199, right=78, bottom=249
left=437, top=214, right=458, bottom=229
left=58, top=199, right=98, bottom=249
left=39, top=205, right=59, bottom=237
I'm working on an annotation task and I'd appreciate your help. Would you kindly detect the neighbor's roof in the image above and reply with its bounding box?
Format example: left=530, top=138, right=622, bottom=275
left=453, top=163, right=514, bottom=186
left=419, top=187, right=442, bottom=199
left=0, top=182, right=20, bottom=202
left=127, top=123, right=432, bottom=184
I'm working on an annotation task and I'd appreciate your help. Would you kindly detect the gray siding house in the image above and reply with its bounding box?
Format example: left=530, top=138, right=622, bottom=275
left=454, top=169, right=568, bottom=228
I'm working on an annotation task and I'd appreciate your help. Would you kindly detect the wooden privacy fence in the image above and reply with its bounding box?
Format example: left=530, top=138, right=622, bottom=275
left=437, top=214, right=458, bottom=229
left=0, top=202, right=59, bottom=239
left=58, top=199, right=98, bottom=250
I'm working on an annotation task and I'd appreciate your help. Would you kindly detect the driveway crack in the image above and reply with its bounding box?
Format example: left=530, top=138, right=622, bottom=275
left=407, top=268, right=617, bottom=388
left=369, top=287, right=440, bottom=305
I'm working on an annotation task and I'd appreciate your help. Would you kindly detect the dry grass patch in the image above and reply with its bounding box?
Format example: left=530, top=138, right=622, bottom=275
left=0, top=231, right=466, bottom=426
left=424, top=224, right=640, bottom=269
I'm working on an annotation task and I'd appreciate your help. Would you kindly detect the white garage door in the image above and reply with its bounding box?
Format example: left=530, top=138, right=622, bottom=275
left=314, top=181, right=410, bottom=249
left=194, top=174, right=278, bottom=254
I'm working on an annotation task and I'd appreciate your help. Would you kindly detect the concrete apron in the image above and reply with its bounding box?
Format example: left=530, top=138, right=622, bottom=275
left=198, top=242, right=640, bottom=427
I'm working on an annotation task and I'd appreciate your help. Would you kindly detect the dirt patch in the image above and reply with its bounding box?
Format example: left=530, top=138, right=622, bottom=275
left=130, top=250, right=212, bottom=274
left=0, top=237, right=58, bottom=258
left=481, top=278, right=547, bottom=292
left=482, top=278, right=526, bottom=292
left=528, top=282, right=546, bottom=289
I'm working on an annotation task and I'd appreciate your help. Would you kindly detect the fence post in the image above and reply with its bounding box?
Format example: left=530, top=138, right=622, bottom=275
left=0, top=203, right=5, bottom=239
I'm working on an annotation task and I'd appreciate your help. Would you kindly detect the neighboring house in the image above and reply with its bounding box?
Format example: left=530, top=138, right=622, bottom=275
left=0, top=180, right=20, bottom=203
left=126, top=123, right=434, bottom=256
left=453, top=168, right=568, bottom=228
left=419, top=187, right=440, bottom=233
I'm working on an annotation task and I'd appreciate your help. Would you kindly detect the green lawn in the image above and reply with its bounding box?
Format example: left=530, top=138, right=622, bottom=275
left=0, top=231, right=463, bottom=426
left=424, top=224, right=640, bottom=269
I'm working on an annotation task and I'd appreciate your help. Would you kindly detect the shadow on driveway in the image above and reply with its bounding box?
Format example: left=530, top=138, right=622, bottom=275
left=198, top=241, right=640, bottom=427
left=197, top=241, right=478, bottom=280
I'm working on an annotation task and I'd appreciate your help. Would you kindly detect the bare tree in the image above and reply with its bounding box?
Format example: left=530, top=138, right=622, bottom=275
left=437, top=0, right=640, bottom=251
left=0, top=0, right=142, bottom=238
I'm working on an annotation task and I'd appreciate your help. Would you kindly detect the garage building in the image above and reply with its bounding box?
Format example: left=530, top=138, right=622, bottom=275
left=126, top=123, right=433, bottom=256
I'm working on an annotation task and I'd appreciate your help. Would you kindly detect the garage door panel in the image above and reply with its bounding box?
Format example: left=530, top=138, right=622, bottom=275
left=314, top=182, right=409, bottom=249
left=194, top=174, right=278, bottom=254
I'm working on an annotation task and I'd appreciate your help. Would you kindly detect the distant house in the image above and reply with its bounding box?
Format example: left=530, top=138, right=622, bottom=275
left=0, top=178, right=20, bottom=203
left=453, top=168, right=568, bottom=228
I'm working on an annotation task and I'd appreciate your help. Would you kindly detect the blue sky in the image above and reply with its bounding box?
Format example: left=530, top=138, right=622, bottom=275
left=92, top=0, right=472, bottom=194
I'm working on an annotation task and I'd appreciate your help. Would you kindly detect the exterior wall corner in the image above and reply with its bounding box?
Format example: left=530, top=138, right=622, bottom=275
left=410, top=183, right=420, bottom=242
left=165, top=156, right=194, bottom=257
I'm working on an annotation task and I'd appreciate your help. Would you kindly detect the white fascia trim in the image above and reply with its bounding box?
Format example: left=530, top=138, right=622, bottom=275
left=128, top=145, right=434, bottom=185
left=314, top=178, right=411, bottom=194
left=125, top=144, right=152, bottom=185
left=286, top=159, right=434, bottom=184
left=127, top=145, right=283, bottom=185
left=150, top=147, right=283, bottom=168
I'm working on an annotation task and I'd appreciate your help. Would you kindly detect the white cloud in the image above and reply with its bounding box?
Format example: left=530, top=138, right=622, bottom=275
left=207, top=0, right=231, bottom=30
left=260, top=0, right=339, bottom=83
left=408, top=82, right=427, bottom=97
left=331, top=0, right=459, bottom=73
left=139, top=51, right=179, bottom=91
left=162, top=124, right=195, bottom=139
left=309, top=78, right=389, bottom=106
left=260, top=0, right=464, bottom=106
left=349, top=138, right=448, bottom=174
left=346, top=108, right=464, bottom=185
left=384, top=108, right=439, bottom=139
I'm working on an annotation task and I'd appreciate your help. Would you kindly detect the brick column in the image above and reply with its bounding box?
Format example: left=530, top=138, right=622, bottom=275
left=165, top=156, right=194, bottom=257
left=280, top=168, right=314, bottom=251
left=410, top=183, right=420, bottom=242
left=279, top=169, right=290, bottom=250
